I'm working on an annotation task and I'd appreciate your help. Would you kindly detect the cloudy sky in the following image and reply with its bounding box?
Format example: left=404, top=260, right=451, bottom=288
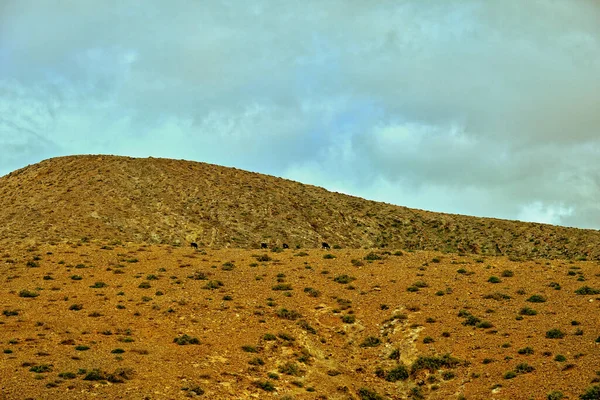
left=1, top=1, right=599, bottom=228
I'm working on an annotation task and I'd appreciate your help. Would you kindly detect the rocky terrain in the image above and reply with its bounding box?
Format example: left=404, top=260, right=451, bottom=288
left=1, top=242, right=599, bottom=399
left=1, top=155, right=600, bottom=399
left=1, top=155, right=600, bottom=260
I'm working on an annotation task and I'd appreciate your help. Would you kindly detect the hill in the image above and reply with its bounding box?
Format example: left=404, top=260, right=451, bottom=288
left=1, top=155, right=599, bottom=260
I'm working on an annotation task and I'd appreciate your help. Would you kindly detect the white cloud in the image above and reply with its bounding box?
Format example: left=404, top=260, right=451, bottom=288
left=1, top=1, right=599, bottom=228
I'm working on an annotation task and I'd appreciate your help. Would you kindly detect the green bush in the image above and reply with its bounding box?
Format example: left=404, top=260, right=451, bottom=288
left=333, top=275, right=356, bottom=284
left=546, top=329, right=565, bottom=339
left=385, top=364, right=409, bottom=382
left=358, top=387, right=385, bottom=400
left=488, top=276, right=502, bottom=283
left=30, top=364, right=52, bottom=373
left=278, top=362, right=302, bottom=376
left=546, top=391, right=564, bottom=400
left=323, top=253, right=336, bottom=259
left=19, top=290, right=39, bottom=298
left=364, top=252, right=382, bottom=261
left=360, top=336, right=381, bottom=348
left=277, top=308, right=301, bottom=320
left=272, top=283, right=293, bottom=291
left=501, top=270, right=514, bottom=277
left=580, top=385, right=600, bottom=400
left=527, top=294, right=547, bottom=303
left=203, top=280, right=224, bottom=290
left=515, top=363, right=535, bottom=374
left=303, top=287, right=320, bottom=297
left=519, top=307, right=537, bottom=316
left=575, top=286, right=600, bottom=295
left=248, top=357, right=264, bottom=366
left=253, top=380, right=276, bottom=392
left=504, top=371, right=517, bottom=379
left=173, top=334, right=200, bottom=345
left=341, top=314, right=356, bottom=324
left=517, top=346, right=534, bottom=355
left=411, top=354, right=461, bottom=374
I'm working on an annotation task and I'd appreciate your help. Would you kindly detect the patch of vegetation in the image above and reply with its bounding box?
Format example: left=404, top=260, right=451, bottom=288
left=358, top=387, right=386, bottom=400
left=83, top=368, right=133, bottom=383
left=2, top=310, right=18, bottom=316
left=323, top=253, right=336, bottom=259
left=488, top=276, right=502, bottom=283
left=241, top=345, right=258, bottom=353
left=360, top=336, right=382, bottom=348
left=580, top=385, right=600, bottom=400
left=504, top=371, right=517, bottom=379
left=278, top=362, right=302, bottom=376
left=341, top=314, right=356, bottom=324
left=575, top=286, right=600, bottom=295
left=514, top=363, right=535, bottom=374
left=29, top=364, right=52, bottom=373
left=272, top=283, right=293, bottom=291
left=333, top=274, right=356, bottom=284
left=385, top=364, right=409, bottom=382
left=173, top=334, right=200, bottom=345
left=364, top=252, right=383, bottom=261
left=483, top=292, right=511, bottom=301
left=222, top=262, right=235, bottom=271
left=188, top=271, right=207, bottom=280
left=527, top=294, right=547, bottom=303
left=410, top=354, right=462, bottom=374
left=501, top=270, right=514, bottom=277
left=253, top=380, right=276, bottom=392
left=303, top=287, right=320, bottom=297
left=546, top=391, right=564, bottom=400
left=546, top=329, right=565, bottom=339
left=277, top=308, right=301, bottom=320
left=519, top=307, right=537, bottom=316
left=203, top=280, right=224, bottom=290
left=89, top=282, right=107, bottom=288
left=518, top=347, right=534, bottom=355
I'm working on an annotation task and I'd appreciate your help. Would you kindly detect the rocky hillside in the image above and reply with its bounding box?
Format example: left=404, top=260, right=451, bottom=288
left=1, top=155, right=599, bottom=259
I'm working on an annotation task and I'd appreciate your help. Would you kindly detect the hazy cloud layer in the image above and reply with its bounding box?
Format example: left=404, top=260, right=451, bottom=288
left=1, top=1, right=599, bottom=228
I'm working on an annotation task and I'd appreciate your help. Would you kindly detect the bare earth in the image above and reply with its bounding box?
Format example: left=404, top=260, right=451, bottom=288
left=1, top=242, right=599, bottom=399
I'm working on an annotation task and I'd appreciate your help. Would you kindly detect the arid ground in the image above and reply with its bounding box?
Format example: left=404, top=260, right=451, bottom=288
left=1, top=241, right=599, bottom=399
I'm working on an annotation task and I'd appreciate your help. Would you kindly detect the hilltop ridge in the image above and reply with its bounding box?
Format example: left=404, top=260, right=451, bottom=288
left=1, top=155, right=599, bottom=259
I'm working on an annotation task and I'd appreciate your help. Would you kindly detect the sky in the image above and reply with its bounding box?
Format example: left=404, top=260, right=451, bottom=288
left=1, top=1, right=599, bottom=229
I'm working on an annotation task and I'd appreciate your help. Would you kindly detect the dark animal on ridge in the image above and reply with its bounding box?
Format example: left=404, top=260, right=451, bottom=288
left=261, top=243, right=268, bottom=249
left=322, top=242, right=330, bottom=250
left=282, top=243, right=289, bottom=249
left=191, top=242, right=198, bottom=249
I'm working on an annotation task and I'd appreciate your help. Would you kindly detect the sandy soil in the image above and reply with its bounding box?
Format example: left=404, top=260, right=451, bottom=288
left=1, top=242, right=599, bottom=399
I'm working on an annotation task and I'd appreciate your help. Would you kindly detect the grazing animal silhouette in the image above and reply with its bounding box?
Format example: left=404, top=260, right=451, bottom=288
left=282, top=243, right=289, bottom=249
left=191, top=242, right=198, bottom=249
left=322, top=242, right=330, bottom=250
left=261, top=243, right=268, bottom=249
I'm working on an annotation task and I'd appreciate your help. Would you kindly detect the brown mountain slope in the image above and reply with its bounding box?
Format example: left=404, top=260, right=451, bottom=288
left=0, top=155, right=599, bottom=259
